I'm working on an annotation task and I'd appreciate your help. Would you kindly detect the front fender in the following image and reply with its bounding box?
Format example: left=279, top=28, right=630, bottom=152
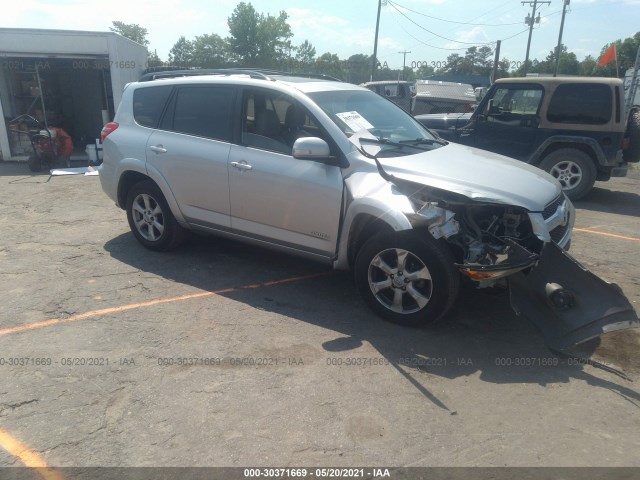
left=334, top=184, right=414, bottom=270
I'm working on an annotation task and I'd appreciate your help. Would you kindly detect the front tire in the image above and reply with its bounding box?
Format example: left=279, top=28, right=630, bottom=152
left=539, top=148, right=596, bottom=201
left=125, top=180, right=185, bottom=251
left=354, top=230, right=460, bottom=327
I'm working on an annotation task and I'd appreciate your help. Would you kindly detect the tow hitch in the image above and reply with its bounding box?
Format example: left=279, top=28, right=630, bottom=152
left=509, top=242, right=640, bottom=353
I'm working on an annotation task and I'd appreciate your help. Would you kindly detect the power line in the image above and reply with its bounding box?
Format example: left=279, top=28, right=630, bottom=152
left=386, top=1, right=495, bottom=45
left=387, top=0, right=523, bottom=26
left=386, top=8, right=470, bottom=51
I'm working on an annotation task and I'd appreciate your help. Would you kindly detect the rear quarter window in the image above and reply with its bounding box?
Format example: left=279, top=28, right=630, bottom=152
left=547, top=83, right=612, bottom=125
left=133, top=85, right=173, bottom=128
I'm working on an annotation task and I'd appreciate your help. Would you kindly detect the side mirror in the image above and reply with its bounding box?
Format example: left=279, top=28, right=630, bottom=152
left=292, top=137, right=331, bottom=160
left=487, top=99, right=494, bottom=114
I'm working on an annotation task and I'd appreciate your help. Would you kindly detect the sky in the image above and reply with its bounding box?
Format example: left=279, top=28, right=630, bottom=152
left=3, top=0, right=640, bottom=69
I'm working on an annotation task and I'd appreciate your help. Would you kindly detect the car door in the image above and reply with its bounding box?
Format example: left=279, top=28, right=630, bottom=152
left=227, top=88, right=344, bottom=257
left=146, top=85, right=237, bottom=228
left=473, top=83, right=543, bottom=160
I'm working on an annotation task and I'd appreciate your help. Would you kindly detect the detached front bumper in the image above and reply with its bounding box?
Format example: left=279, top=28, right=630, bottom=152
left=509, top=242, right=640, bottom=352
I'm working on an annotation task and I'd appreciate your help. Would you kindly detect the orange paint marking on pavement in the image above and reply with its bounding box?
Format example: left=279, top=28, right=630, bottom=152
left=574, top=228, right=640, bottom=242
left=0, top=427, right=64, bottom=480
left=0, top=271, right=332, bottom=337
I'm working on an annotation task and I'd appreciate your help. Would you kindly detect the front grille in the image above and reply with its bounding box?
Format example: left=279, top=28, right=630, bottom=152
left=542, top=194, right=565, bottom=220
left=550, top=212, right=570, bottom=243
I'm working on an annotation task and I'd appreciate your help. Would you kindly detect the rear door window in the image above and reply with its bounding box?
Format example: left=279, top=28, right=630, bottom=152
left=547, top=83, right=612, bottom=125
left=133, top=85, right=173, bottom=128
left=165, top=86, right=235, bottom=141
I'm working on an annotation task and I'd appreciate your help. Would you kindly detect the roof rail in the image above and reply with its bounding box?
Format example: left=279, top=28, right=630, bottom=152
left=138, top=68, right=342, bottom=83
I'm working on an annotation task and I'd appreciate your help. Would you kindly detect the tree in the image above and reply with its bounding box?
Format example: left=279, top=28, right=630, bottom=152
left=530, top=46, right=580, bottom=75
left=191, top=34, right=229, bottom=68
left=147, top=50, right=163, bottom=69
left=346, top=54, right=371, bottom=84
left=414, top=62, right=435, bottom=79
left=295, top=40, right=316, bottom=69
left=110, top=21, right=149, bottom=47
left=168, top=36, right=194, bottom=67
left=227, top=2, right=260, bottom=65
left=441, top=53, right=464, bottom=75
left=595, top=32, right=640, bottom=77
left=256, top=10, right=293, bottom=68
left=579, top=55, right=597, bottom=76
left=496, top=57, right=511, bottom=79
left=315, top=52, right=343, bottom=80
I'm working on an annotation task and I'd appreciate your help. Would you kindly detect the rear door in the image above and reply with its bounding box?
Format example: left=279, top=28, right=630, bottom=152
left=146, top=85, right=237, bottom=228
left=227, top=88, right=343, bottom=257
left=473, top=83, right=544, bottom=160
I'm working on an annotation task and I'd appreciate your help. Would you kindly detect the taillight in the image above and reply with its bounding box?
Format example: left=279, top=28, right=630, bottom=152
left=100, top=122, right=119, bottom=142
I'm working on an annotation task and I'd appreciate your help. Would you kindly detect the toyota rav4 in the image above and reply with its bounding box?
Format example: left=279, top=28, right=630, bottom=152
left=99, top=69, right=639, bottom=354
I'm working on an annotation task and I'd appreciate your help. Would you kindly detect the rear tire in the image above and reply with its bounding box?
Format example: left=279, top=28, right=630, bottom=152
left=125, top=180, right=186, bottom=251
left=27, top=154, right=41, bottom=172
left=354, top=230, right=460, bottom=327
left=623, top=108, right=640, bottom=163
left=539, top=148, right=596, bottom=201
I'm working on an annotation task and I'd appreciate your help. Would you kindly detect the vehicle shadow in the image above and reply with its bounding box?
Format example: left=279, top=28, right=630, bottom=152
left=104, top=232, right=640, bottom=412
left=575, top=184, right=640, bottom=218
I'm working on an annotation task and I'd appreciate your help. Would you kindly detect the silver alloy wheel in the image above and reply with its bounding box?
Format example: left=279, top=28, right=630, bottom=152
left=368, top=248, right=433, bottom=314
left=549, top=160, right=583, bottom=190
left=131, top=193, right=165, bottom=242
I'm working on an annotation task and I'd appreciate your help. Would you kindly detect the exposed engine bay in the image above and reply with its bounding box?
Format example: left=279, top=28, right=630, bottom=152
left=391, top=176, right=640, bottom=355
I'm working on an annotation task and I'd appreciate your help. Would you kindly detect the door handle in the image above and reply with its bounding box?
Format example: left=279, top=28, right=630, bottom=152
left=149, top=145, right=167, bottom=154
left=231, top=161, right=253, bottom=171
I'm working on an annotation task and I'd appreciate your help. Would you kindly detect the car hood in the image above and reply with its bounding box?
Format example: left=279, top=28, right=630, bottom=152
left=377, top=142, right=561, bottom=211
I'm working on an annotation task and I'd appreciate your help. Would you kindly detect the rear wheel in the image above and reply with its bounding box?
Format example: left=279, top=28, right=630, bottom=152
left=623, top=108, right=640, bottom=163
left=539, top=148, right=596, bottom=201
left=354, top=230, right=459, bottom=327
left=125, top=180, right=186, bottom=251
left=27, top=154, right=41, bottom=172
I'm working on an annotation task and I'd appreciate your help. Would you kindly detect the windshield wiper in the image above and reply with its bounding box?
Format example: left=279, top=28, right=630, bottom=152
left=360, top=136, right=429, bottom=151
left=399, top=137, right=448, bottom=146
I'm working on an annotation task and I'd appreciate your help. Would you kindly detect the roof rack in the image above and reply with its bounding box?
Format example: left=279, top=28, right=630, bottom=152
left=139, top=68, right=342, bottom=83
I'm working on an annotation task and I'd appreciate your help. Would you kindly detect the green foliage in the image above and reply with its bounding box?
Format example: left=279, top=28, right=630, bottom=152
left=227, top=2, right=292, bottom=68
left=110, top=21, right=149, bottom=47
left=168, top=36, right=194, bottom=67
left=147, top=50, right=163, bottom=68
left=191, top=34, right=229, bottom=68
left=295, top=40, right=317, bottom=67
left=227, top=2, right=260, bottom=65
left=133, top=6, right=639, bottom=85
left=594, top=32, right=640, bottom=77
left=315, top=52, right=344, bottom=80
left=345, top=54, right=372, bottom=84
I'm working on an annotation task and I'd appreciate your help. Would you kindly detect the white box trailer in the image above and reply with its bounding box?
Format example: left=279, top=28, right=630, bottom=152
left=0, top=28, right=148, bottom=161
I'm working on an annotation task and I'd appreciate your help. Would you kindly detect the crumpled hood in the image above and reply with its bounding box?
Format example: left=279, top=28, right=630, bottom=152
left=378, top=142, right=561, bottom=211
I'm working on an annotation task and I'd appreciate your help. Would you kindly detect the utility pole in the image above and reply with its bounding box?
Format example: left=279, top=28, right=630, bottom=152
left=399, top=50, right=411, bottom=80
left=492, top=40, right=502, bottom=83
left=371, top=0, right=383, bottom=81
left=522, top=0, right=550, bottom=76
left=554, top=0, right=570, bottom=77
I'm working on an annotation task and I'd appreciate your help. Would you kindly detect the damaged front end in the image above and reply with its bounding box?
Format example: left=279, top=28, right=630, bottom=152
left=398, top=179, right=640, bottom=354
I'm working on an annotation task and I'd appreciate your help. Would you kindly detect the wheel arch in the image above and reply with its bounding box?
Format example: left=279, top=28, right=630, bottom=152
left=530, top=137, right=601, bottom=168
left=333, top=197, right=414, bottom=270
left=117, top=165, right=186, bottom=224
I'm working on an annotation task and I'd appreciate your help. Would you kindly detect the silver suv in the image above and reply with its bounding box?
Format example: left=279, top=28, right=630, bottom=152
left=99, top=69, right=638, bottom=353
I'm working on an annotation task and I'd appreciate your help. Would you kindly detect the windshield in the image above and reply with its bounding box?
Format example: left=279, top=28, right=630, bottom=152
left=308, top=89, right=435, bottom=143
